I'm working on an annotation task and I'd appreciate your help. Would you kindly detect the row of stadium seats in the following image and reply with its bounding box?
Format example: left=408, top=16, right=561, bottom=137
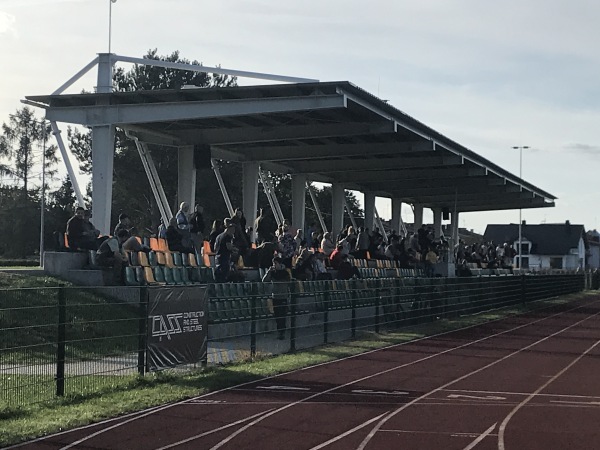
left=206, top=278, right=408, bottom=322
left=123, top=250, right=213, bottom=286
left=357, top=267, right=426, bottom=279
left=353, top=259, right=399, bottom=269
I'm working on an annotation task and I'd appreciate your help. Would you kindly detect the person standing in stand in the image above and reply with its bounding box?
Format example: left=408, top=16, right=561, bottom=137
left=189, top=204, right=206, bottom=252
left=262, top=256, right=291, bottom=340
left=214, top=219, right=237, bottom=283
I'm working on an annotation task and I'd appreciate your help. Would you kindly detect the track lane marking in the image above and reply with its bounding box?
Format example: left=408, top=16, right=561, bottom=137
left=208, top=301, right=600, bottom=450
left=463, top=422, right=497, bottom=450
left=154, top=409, right=275, bottom=450
left=48, top=296, right=593, bottom=450
left=356, top=306, right=600, bottom=450
left=497, top=337, right=600, bottom=450
left=307, top=412, right=391, bottom=450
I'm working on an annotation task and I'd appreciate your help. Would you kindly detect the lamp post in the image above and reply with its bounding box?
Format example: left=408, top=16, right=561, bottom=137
left=512, top=145, right=529, bottom=269
left=108, top=0, right=117, bottom=53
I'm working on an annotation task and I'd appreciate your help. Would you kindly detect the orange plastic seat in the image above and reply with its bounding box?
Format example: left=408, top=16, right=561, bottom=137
left=149, top=237, right=160, bottom=251
left=158, top=238, right=169, bottom=252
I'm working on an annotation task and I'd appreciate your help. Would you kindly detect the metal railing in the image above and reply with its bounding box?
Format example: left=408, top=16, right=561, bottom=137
left=0, top=272, right=592, bottom=407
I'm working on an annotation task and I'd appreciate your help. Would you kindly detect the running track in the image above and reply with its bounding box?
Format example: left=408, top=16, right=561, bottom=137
left=11, top=293, right=600, bottom=450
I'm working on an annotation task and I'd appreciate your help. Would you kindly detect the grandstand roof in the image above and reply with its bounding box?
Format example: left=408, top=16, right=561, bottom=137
left=27, top=81, right=556, bottom=213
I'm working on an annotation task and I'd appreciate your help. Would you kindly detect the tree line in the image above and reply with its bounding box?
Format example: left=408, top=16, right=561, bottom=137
left=0, top=50, right=362, bottom=259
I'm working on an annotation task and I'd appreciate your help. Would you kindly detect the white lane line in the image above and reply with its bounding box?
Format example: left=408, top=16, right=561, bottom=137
left=448, top=394, right=507, bottom=401
left=356, top=307, right=600, bottom=450
left=463, top=422, right=497, bottom=450
left=308, top=412, right=392, bottom=450
left=498, top=337, right=600, bottom=450
left=53, top=297, right=594, bottom=450
left=351, top=389, right=410, bottom=396
left=155, top=409, right=275, bottom=450
left=550, top=400, right=600, bottom=406
left=444, top=388, right=600, bottom=401
left=256, top=385, right=311, bottom=391
left=208, top=301, right=600, bottom=450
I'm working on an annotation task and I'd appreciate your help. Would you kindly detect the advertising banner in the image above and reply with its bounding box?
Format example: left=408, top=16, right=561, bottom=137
left=147, top=287, right=207, bottom=371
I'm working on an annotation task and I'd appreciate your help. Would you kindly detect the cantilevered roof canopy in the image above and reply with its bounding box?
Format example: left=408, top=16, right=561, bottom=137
left=27, top=81, right=556, bottom=213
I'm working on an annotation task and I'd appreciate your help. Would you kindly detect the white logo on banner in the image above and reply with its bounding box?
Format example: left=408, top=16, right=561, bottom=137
left=151, top=311, right=204, bottom=340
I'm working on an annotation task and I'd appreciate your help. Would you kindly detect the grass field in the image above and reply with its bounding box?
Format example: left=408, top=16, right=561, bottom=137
left=0, top=290, right=590, bottom=447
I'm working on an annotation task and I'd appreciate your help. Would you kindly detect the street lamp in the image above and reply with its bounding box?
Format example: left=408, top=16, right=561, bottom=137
left=108, top=0, right=117, bottom=53
left=512, top=145, right=530, bottom=269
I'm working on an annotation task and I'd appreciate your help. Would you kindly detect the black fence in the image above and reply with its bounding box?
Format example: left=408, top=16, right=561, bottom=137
left=0, top=273, right=591, bottom=407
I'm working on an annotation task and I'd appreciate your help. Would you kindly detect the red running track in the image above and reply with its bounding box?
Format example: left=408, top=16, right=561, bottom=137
left=11, top=294, right=600, bottom=450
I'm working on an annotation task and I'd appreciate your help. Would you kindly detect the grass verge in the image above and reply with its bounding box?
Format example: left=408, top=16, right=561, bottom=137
left=1, top=290, right=595, bottom=447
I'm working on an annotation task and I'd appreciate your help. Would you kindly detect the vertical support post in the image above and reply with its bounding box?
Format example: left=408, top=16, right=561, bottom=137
left=178, top=145, right=196, bottom=209
left=521, top=274, right=527, bottom=304
left=291, top=175, right=306, bottom=232
left=289, top=282, right=297, bottom=353
left=243, top=162, right=259, bottom=242
left=91, top=124, right=116, bottom=235
left=331, top=184, right=345, bottom=237
left=56, top=286, right=66, bottom=397
left=432, top=208, right=442, bottom=239
left=363, top=192, right=375, bottom=232
left=391, top=198, right=402, bottom=235
left=451, top=211, right=460, bottom=248
left=413, top=204, right=424, bottom=230
left=137, top=287, right=148, bottom=376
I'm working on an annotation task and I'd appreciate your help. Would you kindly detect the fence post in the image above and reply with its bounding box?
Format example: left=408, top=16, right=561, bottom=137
left=323, top=286, right=329, bottom=345
left=351, top=279, right=357, bottom=339
left=137, top=287, right=148, bottom=376
left=289, top=282, right=297, bottom=352
left=374, top=284, right=380, bottom=334
left=250, top=283, right=257, bottom=359
left=56, top=285, right=66, bottom=397
left=521, top=274, right=527, bottom=304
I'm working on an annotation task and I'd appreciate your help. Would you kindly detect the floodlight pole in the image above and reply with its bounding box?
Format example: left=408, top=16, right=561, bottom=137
left=108, top=0, right=116, bottom=54
left=513, top=145, right=529, bottom=270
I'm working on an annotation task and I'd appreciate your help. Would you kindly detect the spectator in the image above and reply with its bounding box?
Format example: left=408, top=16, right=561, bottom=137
left=176, top=202, right=193, bottom=249
left=312, top=252, right=332, bottom=280
left=255, top=208, right=277, bottom=244
left=256, top=238, right=278, bottom=268
left=293, top=229, right=304, bottom=252
left=277, top=222, right=296, bottom=268
left=355, top=227, right=370, bottom=259
left=114, top=213, right=133, bottom=237
left=214, top=219, right=237, bottom=283
left=329, top=244, right=345, bottom=270
left=320, top=232, right=336, bottom=257
left=96, top=229, right=130, bottom=284
left=209, top=220, right=224, bottom=252
left=189, top=204, right=206, bottom=252
left=424, top=246, right=438, bottom=277
left=336, top=254, right=361, bottom=280
left=157, top=218, right=167, bottom=239
left=261, top=256, right=291, bottom=340
left=66, top=207, right=103, bottom=250
left=230, top=207, right=250, bottom=254
left=305, top=222, right=317, bottom=248
left=293, top=247, right=315, bottom=281
left=166, top=217, right=194, bottom=254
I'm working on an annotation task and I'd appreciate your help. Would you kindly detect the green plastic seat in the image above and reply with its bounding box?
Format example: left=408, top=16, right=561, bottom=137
left=125, top=266, right=138, bottom=286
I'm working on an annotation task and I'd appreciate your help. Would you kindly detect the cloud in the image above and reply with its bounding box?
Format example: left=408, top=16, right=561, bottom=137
left=564, top=143, right=600, bottom=156
left=0, top=11, right=16, bottom=36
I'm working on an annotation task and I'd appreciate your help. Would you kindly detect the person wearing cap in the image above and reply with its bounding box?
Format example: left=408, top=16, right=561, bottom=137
left=214, top=219, right=238, bottom=283
left=262, top=256, right=291, bottom=339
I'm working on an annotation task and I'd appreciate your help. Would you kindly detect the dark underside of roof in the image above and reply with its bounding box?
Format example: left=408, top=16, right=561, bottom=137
left=27, top=81, right=556, bottom=214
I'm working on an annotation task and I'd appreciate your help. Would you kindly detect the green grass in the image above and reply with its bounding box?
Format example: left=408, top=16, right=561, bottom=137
left=1, top=290, right=594, bottom=447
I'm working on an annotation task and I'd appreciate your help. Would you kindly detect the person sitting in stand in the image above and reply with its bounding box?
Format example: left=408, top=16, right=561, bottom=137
left=312, top=252, right=332, bottom=280
left=320, top=231, right=336, bottom=258
left=329, top=244, right=345, bottom=270
left=96, top=229, right=130, bottom=284
left=157, top=218, right=167, bottom=239
left=262, top=256, right=292, bottom=340
left=166, top=217, right=194, bottom=254
left=114, top=213, right=133, bottom=237
left=293, top=246, right=315, bottom=281
left=336, top=254, right=361, bottom=280
left=66, top=207, right=104, bottom=251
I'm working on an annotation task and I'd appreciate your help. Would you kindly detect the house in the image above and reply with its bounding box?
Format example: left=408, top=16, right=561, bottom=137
left=586, top=230, right=600, bottom=269
left=483, top=221, right=588, bottom=270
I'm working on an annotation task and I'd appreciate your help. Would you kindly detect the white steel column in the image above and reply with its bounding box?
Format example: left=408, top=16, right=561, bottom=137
left=432, top=208, right=442, bottom=239
left=391, top=198, right=402, bottom=235
left=177, top=146, right=196, bottom=209
left=364, top=192, right=375, bottom=231
left=91, top=125, right=115, bottom=234
left=91, top=53, right=115, bottom=234
left=451, top=211, right=460, bottom=245
left=332, top=184, right=345, bottom=237
left=242, top=162, right=259, bottom=242
left=413, top=204, right=424, bottom=230
left=291, top=174, right=307, bottom=232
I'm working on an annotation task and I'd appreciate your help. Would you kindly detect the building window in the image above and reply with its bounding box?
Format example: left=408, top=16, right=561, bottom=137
left=550, top=257, right=563, bottom=269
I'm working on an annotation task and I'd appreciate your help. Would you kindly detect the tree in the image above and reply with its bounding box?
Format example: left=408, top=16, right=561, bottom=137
left=0, top=107, right=57, bottom=194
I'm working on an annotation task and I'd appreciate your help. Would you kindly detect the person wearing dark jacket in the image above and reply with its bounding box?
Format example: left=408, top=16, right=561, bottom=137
left=262, top=256, right=291, bottom=339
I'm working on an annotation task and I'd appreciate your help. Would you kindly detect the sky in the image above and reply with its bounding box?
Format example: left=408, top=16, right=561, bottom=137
left=1, top=0, right=599, bottom=234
